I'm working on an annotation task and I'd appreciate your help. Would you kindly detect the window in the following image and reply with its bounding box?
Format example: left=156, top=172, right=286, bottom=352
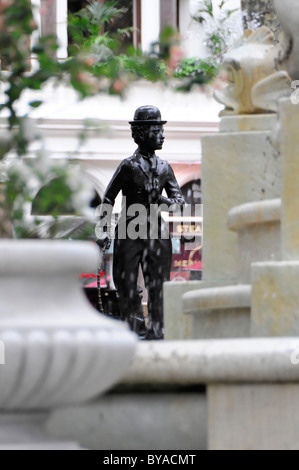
left=0, top=1, right=34, bottom=71
left=104, top=0, right=134, bottom=51
left=67, top=0, right=140, bottom=52
left=169, top=179, right=203, bottom=281
left=40, top=0, right=57, bottom=37
left=68, top=0, right=88, bottom=15
left=160, top=0, right=180, bottom=31
left=181, top=179, right=202, bottom=216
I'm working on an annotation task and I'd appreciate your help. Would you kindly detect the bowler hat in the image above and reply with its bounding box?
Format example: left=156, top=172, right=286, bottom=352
left=129, top=105, right=167, bottom=125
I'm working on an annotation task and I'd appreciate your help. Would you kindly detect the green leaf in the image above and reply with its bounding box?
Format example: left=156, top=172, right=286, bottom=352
left=29, top=100, right=43, bottom=108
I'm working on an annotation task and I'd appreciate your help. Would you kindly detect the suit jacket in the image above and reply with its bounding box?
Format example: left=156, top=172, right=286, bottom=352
left=102, top=149, right=185, bottom=229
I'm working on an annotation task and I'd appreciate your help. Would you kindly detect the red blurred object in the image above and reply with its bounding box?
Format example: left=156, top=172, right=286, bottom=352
left=79, top=273, right=105, bottom=279
left=85, top=279, right=107, bottom=288
left=80, top=272, right=107, bottom=288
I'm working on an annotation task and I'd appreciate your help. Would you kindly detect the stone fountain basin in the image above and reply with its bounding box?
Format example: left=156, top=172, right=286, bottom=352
left=0, top=240, right=137, bottom=410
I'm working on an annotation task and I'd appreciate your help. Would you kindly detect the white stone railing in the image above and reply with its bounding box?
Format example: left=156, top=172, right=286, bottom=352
left=122, top=338, right=299, bottom=385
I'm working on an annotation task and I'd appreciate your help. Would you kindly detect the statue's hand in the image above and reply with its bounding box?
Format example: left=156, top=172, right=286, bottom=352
left=97, top=232, right=112, bottom=252
left=150, top=188, right=160, bottom=204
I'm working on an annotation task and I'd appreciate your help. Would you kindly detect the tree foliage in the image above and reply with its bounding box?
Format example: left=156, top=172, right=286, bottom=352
left=0, top=0, right=236, bottom=238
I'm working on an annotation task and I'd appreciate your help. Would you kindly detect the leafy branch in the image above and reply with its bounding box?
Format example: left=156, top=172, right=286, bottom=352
left=0, top=0, right=237, bottom=238
left=192, top=0, right=240, bottom=57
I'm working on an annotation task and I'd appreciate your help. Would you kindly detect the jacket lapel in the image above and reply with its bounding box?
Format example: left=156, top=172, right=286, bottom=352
left=134, top=150, right=150, bottom=180
left=156, top=156, right=165, bottom=176
left=134, top=151, right=165, bottom=180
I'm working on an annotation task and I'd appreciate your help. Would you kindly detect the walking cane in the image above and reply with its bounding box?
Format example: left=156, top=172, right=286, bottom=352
left=97, top=262, right=105, bottom=314
left=97, top=239, right=109, bottom=314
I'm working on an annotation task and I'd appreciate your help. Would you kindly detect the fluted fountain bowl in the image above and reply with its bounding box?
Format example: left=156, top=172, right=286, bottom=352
left=0, top=240, right=137, bottom=410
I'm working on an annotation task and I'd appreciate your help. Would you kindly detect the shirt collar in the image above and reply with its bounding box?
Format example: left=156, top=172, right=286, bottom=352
left=136, top=149, right=156, bottom=161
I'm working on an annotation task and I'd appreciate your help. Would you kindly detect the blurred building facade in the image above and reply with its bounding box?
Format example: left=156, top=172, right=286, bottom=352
left=4, top=0, right=241, bottom=281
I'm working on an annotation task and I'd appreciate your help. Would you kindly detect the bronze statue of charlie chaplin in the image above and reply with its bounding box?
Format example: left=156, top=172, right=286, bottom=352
left=98, top=106, right=185, bottom=340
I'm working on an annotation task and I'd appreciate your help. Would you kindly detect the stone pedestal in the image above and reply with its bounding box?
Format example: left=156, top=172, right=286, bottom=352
left=164, top=281, right=201, bottom=340
left=208, top=383, right=299, bottom=450
left=251, top=262, right=299, bottom=336
left=176, top=114, right=280, bottom=340
left=184, top=285, right=251, bottom=339
left=227, top=199, right=281, bottom=283
left=202, top=114, right=280, bottom=283
left=251, top=99, right=299, bottom=336
left=279, top=99, right=299, bottom=261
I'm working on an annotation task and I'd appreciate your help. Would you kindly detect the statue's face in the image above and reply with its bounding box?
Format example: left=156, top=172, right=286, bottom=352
left=141, top=125, right=165, bottom=152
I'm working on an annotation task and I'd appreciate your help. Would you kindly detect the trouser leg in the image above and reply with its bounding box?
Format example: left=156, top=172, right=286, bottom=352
left=141, top=238, right=172, bottom=338
left=113, top=237, right=146, bottom=334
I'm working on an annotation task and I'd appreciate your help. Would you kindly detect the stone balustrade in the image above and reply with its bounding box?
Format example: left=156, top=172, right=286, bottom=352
left=44, top=338, right=299, bottom=450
